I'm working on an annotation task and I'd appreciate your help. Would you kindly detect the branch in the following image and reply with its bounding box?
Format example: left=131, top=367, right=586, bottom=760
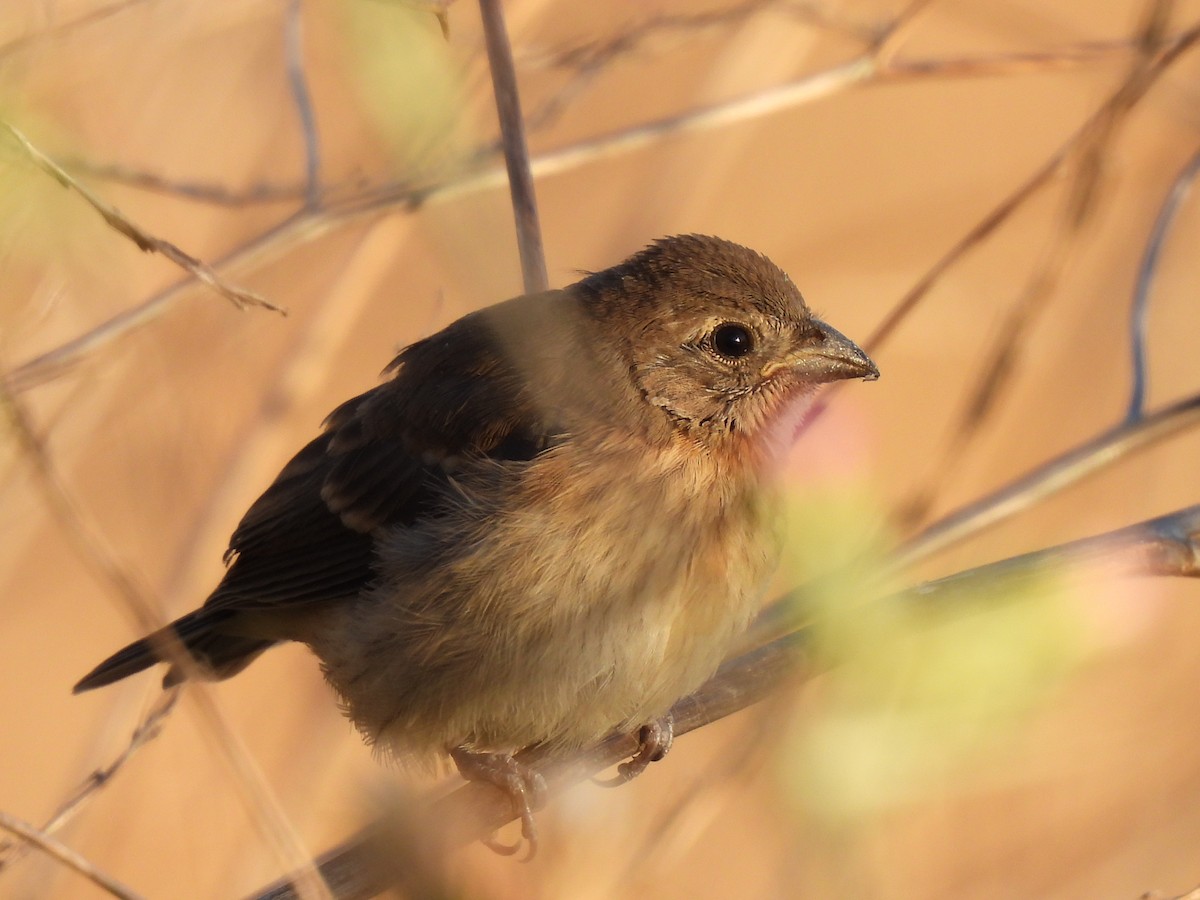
left=0, top=119, right=286, bottom=314
left=247, top=504, right=1200, bottom=900
left=0, top=689, right=179, bottom=871
left=877, top=13, right=1200, bottom=529
left=0, top=810, right=144, bottom=900
left=284, top=0, right=322, bottom=208
left=1127, top=143, right=1200, bottom=421
left=479, top=0, right=547, bottom=293
left=892, top=391, right=1200, bottom=570
left=865, top=21, right=1200, bottom=357
left=12, top=23, right=1192, bottom=394
left=0, top=377, right=329, bottom=900
left=59, top=160, right=312, bottom=207
left=0, top=0, right=154, bottom=60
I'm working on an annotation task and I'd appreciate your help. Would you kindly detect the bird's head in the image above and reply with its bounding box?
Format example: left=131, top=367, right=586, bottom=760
left=580, top=235, right=878, bottom=461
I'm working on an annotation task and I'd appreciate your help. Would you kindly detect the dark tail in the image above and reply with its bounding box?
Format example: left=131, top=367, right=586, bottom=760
left=73, top=610, right=276, bottom=693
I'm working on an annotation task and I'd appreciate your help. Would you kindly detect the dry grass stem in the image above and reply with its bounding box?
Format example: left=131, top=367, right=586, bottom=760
left=0, top=119, right=286, bottom=315
left=0, top=689, right=179, bottom=871
left=0, top=378, right=328, bottom=899
left=7, top=19, right=1184, bottom=395
left=0, top=810, right=144, bottom=900
left=479, top=0, right=548, bottom=293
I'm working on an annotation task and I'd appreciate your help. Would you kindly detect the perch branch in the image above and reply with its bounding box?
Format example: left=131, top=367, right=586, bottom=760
left=248, top=504, right=1200, bottom=900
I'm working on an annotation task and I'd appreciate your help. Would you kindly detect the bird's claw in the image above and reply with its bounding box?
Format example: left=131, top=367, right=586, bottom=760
left=594, top=714, right=674, bottom=787
left=451, top=748, right=547, bottom=860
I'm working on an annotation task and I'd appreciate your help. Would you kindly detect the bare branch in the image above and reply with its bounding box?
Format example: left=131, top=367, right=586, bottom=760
left=0, top=690, right=180, bottom=871
left=879, top=14, right=1200, bottom=528
left=60, top=159, right=312, bottom=207
left=0, top=378, right=329, bottom=900
left=0, top=0, right=154, bottom=60
left=248, top=504, right=1200, bottom=900
left=13, top=24, right=1188, bottom=395
left=1127, top=143, right=1200, bottom=421
left=284, top=0, right=322, bottom=208
left=0, top=810, right=145, bottom=900
left=0, top=119, right=286, bottom=314
left=865, top=21, right=1200, bottom=357
left=892, top=391, right=1200, bottom=570
left=479, top=0, right=547, bottom=293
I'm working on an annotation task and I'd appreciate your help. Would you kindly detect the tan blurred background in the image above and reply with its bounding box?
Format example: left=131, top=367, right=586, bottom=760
left=1, top=0, right=1199, bottom=897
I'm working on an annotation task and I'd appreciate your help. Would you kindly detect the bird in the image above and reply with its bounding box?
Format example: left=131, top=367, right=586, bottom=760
left=74, top=234, right=877, bottom=852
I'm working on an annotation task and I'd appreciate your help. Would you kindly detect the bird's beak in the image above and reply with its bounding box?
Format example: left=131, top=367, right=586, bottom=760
left=764, top=320, right=879, bottom=384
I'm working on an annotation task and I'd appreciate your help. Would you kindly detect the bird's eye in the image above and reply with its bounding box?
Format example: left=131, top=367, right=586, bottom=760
left=711, top=323, right=754, bottom=359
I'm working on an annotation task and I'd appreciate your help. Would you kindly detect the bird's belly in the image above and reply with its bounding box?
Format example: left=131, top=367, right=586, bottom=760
left=311, top=459, right=778, bottom=758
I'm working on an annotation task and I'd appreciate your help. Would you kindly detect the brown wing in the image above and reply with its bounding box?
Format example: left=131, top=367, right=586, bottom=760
left=200, top=290, right=576, bottom=616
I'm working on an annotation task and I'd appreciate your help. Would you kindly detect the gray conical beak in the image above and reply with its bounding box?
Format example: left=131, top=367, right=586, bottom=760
left=786, top=320, right=879, bottom=384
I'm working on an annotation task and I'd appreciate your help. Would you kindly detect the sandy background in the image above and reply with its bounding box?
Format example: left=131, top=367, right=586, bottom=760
left=1, top=0, right=1199, bottom=897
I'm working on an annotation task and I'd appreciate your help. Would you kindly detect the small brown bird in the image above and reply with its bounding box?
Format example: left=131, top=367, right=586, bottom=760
left=75, top=235, right=876, bottom=850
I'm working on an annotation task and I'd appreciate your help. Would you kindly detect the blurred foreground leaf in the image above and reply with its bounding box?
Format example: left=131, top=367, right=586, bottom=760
left=338, top=0, right=472, bottom=174
left=777, top=485, right=1095, bottom=820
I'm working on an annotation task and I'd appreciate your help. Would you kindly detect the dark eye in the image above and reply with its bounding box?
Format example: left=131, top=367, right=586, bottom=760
left=712, top=323, right=754, bottom=359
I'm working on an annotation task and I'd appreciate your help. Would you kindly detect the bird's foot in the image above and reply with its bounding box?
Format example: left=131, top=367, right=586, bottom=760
left=595, top=713, right=674, bottom=787
left=450, top=747, right=547, bottom=860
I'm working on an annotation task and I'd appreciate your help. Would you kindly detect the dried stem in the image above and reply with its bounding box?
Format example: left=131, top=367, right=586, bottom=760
left=0, top=379, right=328, bottom=900
left=892, top=391, right=1200, bottom=570
left=479, top=0, right=548, bottom=293
left=879, top=11, right=1199, bottom=528
left=11, top=24, right=1192, bottom=395
left=0, top=689, right=179, bottom=871
left=0, top=0, right=154, bottom=60
left=0, top=810, right=144, bottom=900
left=284, top=0, right=322, bottom=208
left=0, top=119, right=285, bottom=314
left=1126, top=143, right=1200, bottom=421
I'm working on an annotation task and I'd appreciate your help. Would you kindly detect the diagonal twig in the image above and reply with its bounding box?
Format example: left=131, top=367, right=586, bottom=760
left=0, top=810, right=144, bottom=900
left=12, top=23, right=1195, bottom=395
left=0, top=119, right=286, bottom=314
left=0, top=377, right=329, bottom=900
left=0, top=689, right=180, bottom=872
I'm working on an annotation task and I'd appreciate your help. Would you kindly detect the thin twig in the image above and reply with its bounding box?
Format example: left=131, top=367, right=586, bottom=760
left=479, top=0, right=548, bottom=293
left=891, top=391, right=1200, bottom=571
left=881, top=10, right=1197, bottom=529
left=0, top=0, right=154, bottom=60
left=0, top=810, right=145, bottom=900
left=61, top=160, right=312, bottom=207
left=0, top=380, right=329, bottom=900
left=248, top=503, right=1200, bottom=900
left=866, top=19, right=1200, bottom=358
left=1126, top=143, right=1200, bottom=421
left=12, top=27, right=1191, bottom=395
left=284, top=0, right=322, bottom=208
left=523, top=0, right=867, bottom=73
left=0, top=690, right=180, bottom=871
left=0, top=119, right=286, bottom=314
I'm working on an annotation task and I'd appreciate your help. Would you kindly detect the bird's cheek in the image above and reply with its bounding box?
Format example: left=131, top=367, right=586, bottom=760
left=639, top=365, right=721, bottom=423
